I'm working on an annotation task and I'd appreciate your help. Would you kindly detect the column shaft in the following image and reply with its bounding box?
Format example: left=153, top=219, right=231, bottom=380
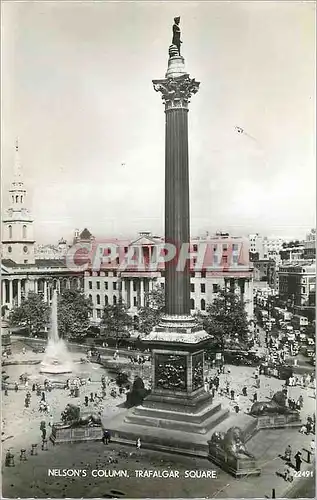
left=165, top=108, right=190, bottom=316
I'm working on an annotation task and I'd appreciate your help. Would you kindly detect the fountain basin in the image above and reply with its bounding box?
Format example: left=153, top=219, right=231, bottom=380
left=40, top=362, right=72, bottom=375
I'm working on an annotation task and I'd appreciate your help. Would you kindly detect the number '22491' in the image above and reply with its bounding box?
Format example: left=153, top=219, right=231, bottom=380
left=294, top=471, right=314, bottom=478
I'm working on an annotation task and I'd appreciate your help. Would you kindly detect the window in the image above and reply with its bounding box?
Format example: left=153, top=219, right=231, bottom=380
left=8, top=225, right=12, bottom=239
left=96, top=281, right=100, bottom=290
left=233, top=255, right=238, bottom=264
left=232, top=244, right=238, bottom=251
left=214, top=255, right=218, bottom=264
left=96, top=294, right=100, bottom=305
left=24, top=260, right=28, bottom=264
left=213, top=245, right=217, bottom=252
left=105, top=295, right=108, bottom=305
left=191, top=283, right=195, bottom=292
left=15, top=195, right=18, bottom=203
left=21, top=196, right=23, bottom=203
left=193, top=244, right=198, bottom=252
left=113, top=282, right=117, bottom=291
left=133, top=281, right=137, bottom=292
left=104, top=282, right=108, bottom=290
left=88, top=294, right=93, bottom=302
left=89, top=281, right=92, bottom=290
left=190, top=298, right=195, bottom=310
left=23, top=246, right=28, bottom=253
left=223, top=244, right=228, bottom=251
left=201, top=299, right=206, bottom=311
left=213, top=284, right=219, bottom=293
left=124, top=247, right=128, bottom=253
left=116, top=257, right=120, bottom=264
left=96, top=309, right=101, bottom=319
left=302, top=287, right=306, bottom=294
left=113, top=296, right=117, bottom=305
left=201, top=271, right=206, bottom=278
left=133, top=297, right=137, bottom=307
left=113, top=271, right=117, bottom=277
left=190, top=272, right=195, bottom=278
left=201, top=283, right=205, bottom=293
left=160, top=283, right=164, bottom=289
left=23, top=225, right=27, bottom=238
left=223, top=255, right=228, bottom=263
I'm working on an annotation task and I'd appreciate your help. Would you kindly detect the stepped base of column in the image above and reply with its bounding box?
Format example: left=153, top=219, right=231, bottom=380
left=104, top=408, right=257, bottom=460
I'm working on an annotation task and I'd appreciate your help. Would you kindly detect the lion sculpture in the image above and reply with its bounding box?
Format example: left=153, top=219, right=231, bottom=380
left=58, top=404, right=101, bottom=429
left=209, top=426, right=255, bottom=460
left=250, top=390, right=298, bottom=417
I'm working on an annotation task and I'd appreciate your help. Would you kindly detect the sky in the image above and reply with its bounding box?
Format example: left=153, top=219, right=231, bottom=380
left=1, top=1, right=316, bottom=244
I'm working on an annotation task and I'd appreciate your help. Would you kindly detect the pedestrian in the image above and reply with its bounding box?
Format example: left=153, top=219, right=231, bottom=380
left=234, top=404, right=240, bottom=414
left=212, top=387, right=216, bottom=398
left=284, top=444, right=292, bottom=461
left=284, top=466, right=294, bottom=482
left=102, top=429, right=111, bottom=445
left=242, top=387, right=247, bottom=397
left=136, top=437, right=141, bottom=450
left=41, top=392, right=45, bottom=402
left=310, top=439, right=315, bottom=454
left=298, top=395, right=304, bottom=408
left=22, top=347, right=26, bottom=355
left=84, top=396, right=89, bottom=407
left=32, top=383, right=36, bottom=392
left=306, top=420, right=312, bottom=434
left=294, top=451, right=302, bottom=472
left=230, top=389, right=235, bottom=400
left=40, top=420, right=46, bottom=440
left=90, top=392, right=94, bottom=402
left=253, top=392, right=258, bottom=403
left=299, top=424, right=307, bottom=434
left=256, top=378, right=260, bottom=389
left=14, top=383, right=18, bottom=392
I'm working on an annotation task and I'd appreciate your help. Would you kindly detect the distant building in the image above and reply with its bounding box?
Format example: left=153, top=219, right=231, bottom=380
left=249, top=233, right=266, bottom=260
left=35, top=238, right=69, bottom=260
left=304, top=229, right=316, bottom=260
left=278, top=262, right=316, bottom=320
left=253, top=259, right=277, bottom=288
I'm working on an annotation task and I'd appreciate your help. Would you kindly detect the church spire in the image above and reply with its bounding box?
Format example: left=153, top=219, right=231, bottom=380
left=14, top=137, right=22, bottom=179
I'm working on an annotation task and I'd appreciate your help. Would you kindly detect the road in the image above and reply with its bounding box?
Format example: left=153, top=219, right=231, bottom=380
left=286, top=474, right=315, bottom=498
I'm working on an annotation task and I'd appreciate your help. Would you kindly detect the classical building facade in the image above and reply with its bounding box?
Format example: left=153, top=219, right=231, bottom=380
left=83, top=232, right=254, bottom=322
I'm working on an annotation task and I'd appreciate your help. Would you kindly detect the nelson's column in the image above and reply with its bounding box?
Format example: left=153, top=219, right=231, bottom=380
left=110, top=18, right=231, bottom=454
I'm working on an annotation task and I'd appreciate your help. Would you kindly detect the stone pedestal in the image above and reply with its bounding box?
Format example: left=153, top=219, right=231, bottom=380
left=50, top=424, right=103, bottom=444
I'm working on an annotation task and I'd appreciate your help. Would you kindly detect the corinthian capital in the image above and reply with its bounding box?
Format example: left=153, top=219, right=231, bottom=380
left=153, top=75, right=200, bottom=110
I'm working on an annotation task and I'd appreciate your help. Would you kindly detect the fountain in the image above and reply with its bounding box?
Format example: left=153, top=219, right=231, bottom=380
left=40, top=290, right=73, bottom=374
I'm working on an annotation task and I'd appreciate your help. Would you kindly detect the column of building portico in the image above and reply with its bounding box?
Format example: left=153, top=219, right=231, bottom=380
left=17, top=280, right=22, bottom=306
left=129, top=280, right=134, bottom=309
left=2, top=279, right=7, bottom=304
left=43, top=280, right=48, bottom=302
left=34, top=280, right=38, bottom=293
left=9, top=280, right=13, bottom=308
left=140, top=278, right=145, bottom=307
left=120, top=280, right=126, bottom=304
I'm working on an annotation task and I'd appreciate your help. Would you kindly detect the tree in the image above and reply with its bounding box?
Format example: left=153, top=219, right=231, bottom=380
left=100, top=301, right=132, bottom=343
left=196, top=289, right=249, bottom=347
left=138, top=286, right=165, bottom=334
left=9, top=292, right=50, bottom=336
left=57, top=289, right=92, bottom=340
